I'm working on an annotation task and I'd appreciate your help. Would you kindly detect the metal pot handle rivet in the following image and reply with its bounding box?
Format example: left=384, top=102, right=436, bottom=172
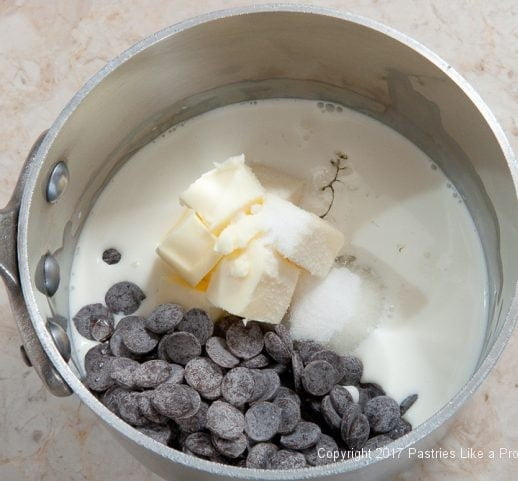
left=46, top=161, right=69, bottom=204
left=35, top=253, right=60, bottom=297
left=47, top=319, right=71, bottom=363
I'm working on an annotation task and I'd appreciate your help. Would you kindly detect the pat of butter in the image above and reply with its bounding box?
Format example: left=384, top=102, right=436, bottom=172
left=260, top=195, right=345, bottom=277
left=215, top=210, right=262, bottom=255
left=207, top=239, right=300, bottom=324
left=180, top=154, right=265, bottom=232
left=156, top=208, right=222, bottom=286
left=251, top=164, right=304, bottom=205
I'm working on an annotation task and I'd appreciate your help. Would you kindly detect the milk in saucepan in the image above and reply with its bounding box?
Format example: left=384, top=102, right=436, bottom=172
left=69, top=99, right=487, bottom=427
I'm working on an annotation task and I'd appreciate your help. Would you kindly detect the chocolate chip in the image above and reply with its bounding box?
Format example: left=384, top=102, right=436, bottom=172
left=121, top=322, right=159, bottom=355
left=206, top=400, right=245, bottom=440
left=226, top=321, right=264, bottom=359
left=309, top=350, right=344, bottom=382
left=339, top=355, right=363, bottom=385
left=364, top=434, right=393, bottom=451
left=364, top=396, right=400, bottom=433
left=212, top=433, right=247, bottom=458
left=176, top=308, right=214, bottom=345
left=185, top=357, right=223, bottom=394
left=161, top=363, right=184, bottom=385
left=151, top=383, right=201, bottom=420
left=213, top=315, right=240, bottom=337
left=184, top=432, right=218, bottom=458
left=273, top=324, right=293, bottom=352
left=85, top=356, right=115, bottom=392
left=116, top=316, right=142, bottom=331
left=387, top=417, right=412, bottom=440
left=110, top=316, right=147, bottom=357
left=221, top=367, right=254, bottom=406
left=293, top=339, right=324, bottom=364
left=137, top=424, right=171, bottom=445
left=245, top=401, right=281, bottom=442
left=162, top=332, right=201, bottom=365
left=137, top=392, right=167, bottom=424
left=117, top=391, right=148, bottom=426
left=274, top=387, right=301, bottom=406
left=264, top=332, right=292, bottom=365
left=132, top=360, right=172, bottom=388
left=102, top=248, right=121, bottom=265
left=109, top=356, right=139, bottom=389
left=274, top=397, right=301, bottom=434
left=265, top=369, right=282, bottom=400
left=85, top=343, right=111, bottom=373
left=359, top=382, right=386, bottom=406
left=101, top=386, right=127, bottom=415
left=303, top=434, right=339, bottom=466
left=241, top=354, right=269, bottom=369
left=400, top=394, right=418, bottom=416
left=321, top=395, right=342, bottom=431
left=246, top=443, right=278, bottom=468
left=249, top=369, right=280, bottom=402
left=73, top=303, right=114, bottom=341
left=145, top=303, right=185, bottom=334
left=301, top=360, right=338, bottom=396
left=268, top=450, right=306, bottom=469
left=109, top=328, right=135, bottom=358
left=157, top=335, right=170, bottom=361
left=291, top=352, right=304, bottom=391
left=280, top=421, right=321, bottom=450
left=341, top=403, right=370, bottom=450
left=105, top=281, right=146, bottom=315
left=175, top=401, right=208, bottom=433
left=340, top=402, right=361, bottom=430
left=349, top=413, right=370, bottom=450
left=329, top=385, right=353, bottom=417
left=200, top=384, right=221, bottom=401
left=205, top=337, right=239, bottom=368
left=248, top=370, right=267, bottom=403
left=182, top=446, right=195, bottom=456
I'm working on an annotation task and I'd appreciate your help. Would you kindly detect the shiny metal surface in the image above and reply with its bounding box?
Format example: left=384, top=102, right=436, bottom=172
left=47, top=318, right=71, bottom=363
left=45, top=160, right=69, bottom=203
left=35, top=253, right=60, bottom=297
left=1, top=4, right=516, bottom=481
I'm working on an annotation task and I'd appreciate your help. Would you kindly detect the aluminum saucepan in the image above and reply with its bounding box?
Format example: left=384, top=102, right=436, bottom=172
left=0, top=5, right=516, bottom=481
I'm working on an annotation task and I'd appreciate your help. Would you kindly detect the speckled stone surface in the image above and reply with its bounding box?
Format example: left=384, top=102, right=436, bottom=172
left=0, top=1, right=516, bottom=480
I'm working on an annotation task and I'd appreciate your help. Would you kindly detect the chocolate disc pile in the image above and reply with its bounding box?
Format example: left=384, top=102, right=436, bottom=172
left=76, top=282, right=416, bottom=469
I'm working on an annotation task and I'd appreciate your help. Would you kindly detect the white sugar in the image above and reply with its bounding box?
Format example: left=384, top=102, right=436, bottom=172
left=258, top=194, right=344, bottom=277
left=259, top=194, right=312, bottom=253
left=288, top=266, right=383, bottom=351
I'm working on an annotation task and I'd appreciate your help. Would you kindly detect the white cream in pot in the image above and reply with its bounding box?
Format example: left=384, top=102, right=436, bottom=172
left=68, top=99, right=487, bottom=428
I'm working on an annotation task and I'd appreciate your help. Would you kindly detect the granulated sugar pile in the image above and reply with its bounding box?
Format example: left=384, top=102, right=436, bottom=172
left=288, top=266, right=383, bottom=352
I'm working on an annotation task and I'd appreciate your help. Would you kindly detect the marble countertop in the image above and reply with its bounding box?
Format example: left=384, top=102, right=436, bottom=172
left=0, top=1, right=516, bottom=480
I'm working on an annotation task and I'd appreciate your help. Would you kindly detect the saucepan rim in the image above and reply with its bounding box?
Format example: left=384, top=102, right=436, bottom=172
left=16, top=3, right=518, bottom=479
